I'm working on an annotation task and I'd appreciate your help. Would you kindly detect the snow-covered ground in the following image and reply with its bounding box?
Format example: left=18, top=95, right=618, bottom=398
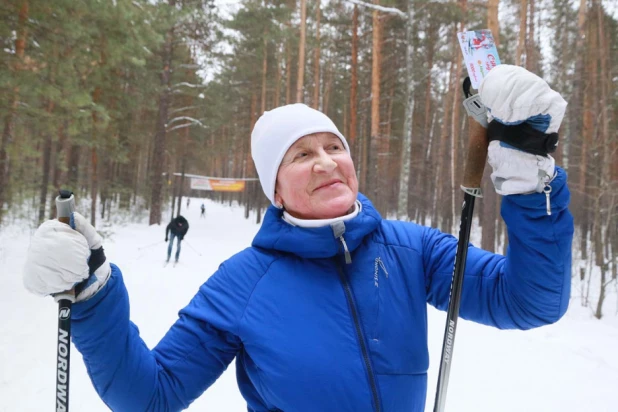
left=1, top=198, right=616, bottom=411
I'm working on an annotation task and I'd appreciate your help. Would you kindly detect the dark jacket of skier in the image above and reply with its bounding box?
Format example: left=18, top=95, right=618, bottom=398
left=165, top=215, right=189, bottom=240
left=70, top=177, right=572, bottom=411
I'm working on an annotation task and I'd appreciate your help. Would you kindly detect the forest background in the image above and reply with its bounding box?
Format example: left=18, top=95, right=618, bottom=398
left=1, top=0, right=616, bottom=317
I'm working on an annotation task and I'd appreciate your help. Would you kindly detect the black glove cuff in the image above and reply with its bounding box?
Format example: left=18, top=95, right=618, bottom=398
left=88, top=247, right=107, bottom=275
left=487, top=120, right=558, bottom=156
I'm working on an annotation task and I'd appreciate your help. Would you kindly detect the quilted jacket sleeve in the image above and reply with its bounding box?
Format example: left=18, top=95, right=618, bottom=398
left=424, top=166, right=573, bottom=329
left=71, top=248, right=263, bottom=411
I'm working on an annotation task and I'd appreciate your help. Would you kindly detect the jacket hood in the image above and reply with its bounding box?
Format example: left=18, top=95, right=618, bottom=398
left=252, top=193, right=382, bottom=259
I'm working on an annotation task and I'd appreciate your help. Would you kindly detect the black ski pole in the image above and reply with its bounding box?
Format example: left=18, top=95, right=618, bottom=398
left=433, top=78, right=488, bottom=412
left=184, top=239, right=202, bottom=256
left=54, top=189, right=76, bottom=412
left=137, top=240, right=164, bottom=251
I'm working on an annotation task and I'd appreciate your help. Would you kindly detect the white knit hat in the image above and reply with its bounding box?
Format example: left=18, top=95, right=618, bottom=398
left=251, top=103, right=350, bottom=205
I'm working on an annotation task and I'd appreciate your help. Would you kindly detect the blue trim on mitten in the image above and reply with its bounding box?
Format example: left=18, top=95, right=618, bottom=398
left=526, top=114, right=551, bottom=132
left=490, top=112, right=551, bottom=133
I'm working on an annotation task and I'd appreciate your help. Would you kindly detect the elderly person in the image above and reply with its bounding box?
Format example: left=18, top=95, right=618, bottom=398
left=23, top=65, right=572, bottom=411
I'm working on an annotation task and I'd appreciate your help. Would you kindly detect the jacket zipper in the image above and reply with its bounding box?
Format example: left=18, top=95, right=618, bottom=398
left=543, top=170, right=558, bottom=216
left=335, top=263, right=381, bottom=412
left=331, top=221, right=352, bottom=264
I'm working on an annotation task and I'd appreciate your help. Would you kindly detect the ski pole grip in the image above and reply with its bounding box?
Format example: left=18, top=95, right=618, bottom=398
left=461, top=118, right=488, bottom=195
left=55, top=189, right=76, bottom=302
left=56, top=189, right=75, bottom=225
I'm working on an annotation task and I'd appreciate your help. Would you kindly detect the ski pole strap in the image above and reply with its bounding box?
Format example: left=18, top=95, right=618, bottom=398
left=487, top=120, right=558, bottom=156
left=462, top=94, right=488, bottom=128
left=86, top=247, right=106, bottom=275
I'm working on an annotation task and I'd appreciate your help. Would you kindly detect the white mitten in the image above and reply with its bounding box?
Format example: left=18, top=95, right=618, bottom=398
left=23, top=212, right=111, bottom=302
left=486, top=140, right=555, bottom=195
left=478, top=64, right=567, bottom=195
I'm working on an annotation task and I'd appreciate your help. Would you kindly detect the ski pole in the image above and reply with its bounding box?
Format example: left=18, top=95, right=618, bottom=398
left=183, top=239, right=202, bottom=256
left=433, top=78, right=488, bottom=412
left=137, top=240, right=164, bottom=251
left=54, top=189, right=76, bottom=412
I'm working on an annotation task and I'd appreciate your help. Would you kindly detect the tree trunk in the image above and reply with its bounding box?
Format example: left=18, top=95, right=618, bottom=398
left=552, top=0, right=569, bottom=167
left=0, top=0, right=29, bottom=224
left=450, top=0, right=466, bottom=223
left=397, top=2, right=417, bottom=220
left=343, top=104, right=348, bottom=140
left=422, top=19, right=436, bottom=140
left=39, top=41, right=58, bottom=224
left=38, top=127, right=53, bottom=224
left=481, top=169, right=497, bottom=252
left=479, top=0, right=501, bottom=253
left=359, top=107, right=369, bottom=192
left=433, top=40, right=455, bottom=230
left=176, top=150, right=187, bottom=218
left=89, top=86, right=103, bottom=226
left=322, top=62, right=333, bottom=117
left=245, top=92, right=258, bottom=219
left=515, top=0, right=528, bottom=66
left=571, top=0, right=587, bottom=188
left=90, top=148, right=98, bottom=226
left=416, top=18, right=436, bottom=218
left=349, top=5, right=359, bottom=153
left=274, top=47, right=282, bottom=108
left=418, top=110, right=437, bottom=224
left=296, top=0, right=307, bottom=103
left=592, top=162, right=605, bottom=318
left=100, top=159, right=110, bottom=221
left=578, top=12, right=597, bottom=256
left=261, top=32, right=268, bottom=113
left=368, top=1, right=382, bottom=206
left=149, top=5, right=175, bottom=225
left=592, top=0, right=611, bottom=318
left=67, top=143, right=80, bottom=190
left=526, top=0, right=538, bottom=72
left=487, top=0, right=500, bottom=46
left=312, top=0, right=321, bottom=109
left=48, top=122, right=67, bottom=219
left=286, top=36, right=292, bottom=104
left=118, top=113, right=133, bottom=209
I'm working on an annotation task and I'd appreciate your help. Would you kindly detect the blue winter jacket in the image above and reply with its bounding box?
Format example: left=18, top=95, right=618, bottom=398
left=72, top=167, right=573, bottom=412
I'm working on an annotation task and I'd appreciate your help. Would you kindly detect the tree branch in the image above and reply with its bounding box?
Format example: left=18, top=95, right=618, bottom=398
left=166, top=116, right=205, bottom=127
left=167, top=122, right=203, bottom=133
left=169, top=105, right=201, bottom=115
left=344, top=0, right=406, bottom=18
left=172, top=82, right=206, bottom=89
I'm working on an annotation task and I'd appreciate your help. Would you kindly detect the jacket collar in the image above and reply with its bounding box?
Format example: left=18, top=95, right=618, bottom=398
left=282, top=200, right=361, bottom=228
left=252, top=193, right=381, bottom=259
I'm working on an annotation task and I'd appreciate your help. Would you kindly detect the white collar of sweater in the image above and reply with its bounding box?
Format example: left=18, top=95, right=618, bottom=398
left=282, top=200, right=362, bottom=228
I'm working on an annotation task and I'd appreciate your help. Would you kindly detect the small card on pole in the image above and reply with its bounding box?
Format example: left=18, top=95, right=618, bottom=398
left=457, top=29, right=501, bottom=89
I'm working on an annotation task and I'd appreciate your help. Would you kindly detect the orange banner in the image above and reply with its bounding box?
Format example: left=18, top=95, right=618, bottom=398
left=210, top=179, right=246, bottom=192
left=191, top=178, right=245, bottom=192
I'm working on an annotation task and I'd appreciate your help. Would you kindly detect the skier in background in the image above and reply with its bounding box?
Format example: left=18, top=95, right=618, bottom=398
left=165, top=215, right=189, bottom=264
left=200, top=203, right=206, bottom=218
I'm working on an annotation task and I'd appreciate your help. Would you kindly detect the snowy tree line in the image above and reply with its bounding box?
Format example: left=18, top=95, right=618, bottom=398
left=1, top=0, right=616, bottom=316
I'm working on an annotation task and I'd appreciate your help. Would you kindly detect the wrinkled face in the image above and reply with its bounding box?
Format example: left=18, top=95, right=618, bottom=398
left=275, top=132, right=358, bottom=220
